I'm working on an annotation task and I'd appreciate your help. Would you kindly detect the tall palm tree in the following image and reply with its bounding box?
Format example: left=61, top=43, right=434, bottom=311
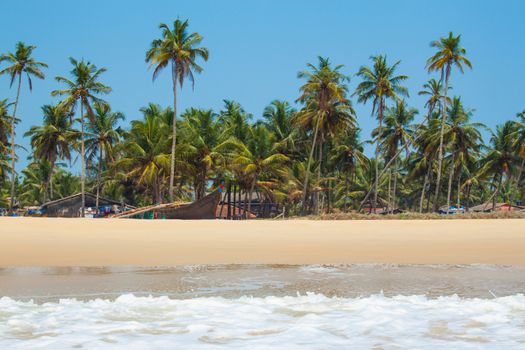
left=0, top=42, right=47, bottom=211
left=24, top=104, right=77, bottom=202
left=426, top=32, right=472, bottom=212
left=354, top=55, right=408, bottom=212
left=295, top=56, right=354, bottom=214
left=376, top=100, right=417, bottom=212
left=441, top=97, right=483, bottom=210
left=85, top=102, right=124, bottom=206
left=146, top=18, right=209, bottom=202
left=51, top=58, right=111, bottom=216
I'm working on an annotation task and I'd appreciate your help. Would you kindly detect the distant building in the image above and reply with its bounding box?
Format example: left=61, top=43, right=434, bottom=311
left=40, top=193, right=126, bottom=217
left=470, top=202, right=524, bottom=213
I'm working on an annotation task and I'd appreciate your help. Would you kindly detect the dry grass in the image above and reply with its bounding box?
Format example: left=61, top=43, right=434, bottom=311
left=302, top=211, right=525, bottom=220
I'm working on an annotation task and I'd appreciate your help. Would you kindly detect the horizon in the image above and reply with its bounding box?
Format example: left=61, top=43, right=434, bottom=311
left=1, top=0, right=525, bottom=172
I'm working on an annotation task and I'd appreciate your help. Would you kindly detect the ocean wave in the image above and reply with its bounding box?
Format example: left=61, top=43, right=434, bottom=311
left=1, top=293, right=524, bottom=349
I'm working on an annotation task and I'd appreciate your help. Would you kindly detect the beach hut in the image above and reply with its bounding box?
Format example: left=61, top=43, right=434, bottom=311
left=470, top=202, right=524, bottom=213
left=40, top=193, right=126, bottom=217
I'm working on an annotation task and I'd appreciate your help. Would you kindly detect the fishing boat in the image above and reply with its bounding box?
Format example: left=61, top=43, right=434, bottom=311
left=111, top=190, right=221, bottom=219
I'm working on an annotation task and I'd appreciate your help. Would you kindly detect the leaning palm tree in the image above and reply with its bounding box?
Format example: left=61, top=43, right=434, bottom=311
left=146, top=18, right=209, bottom=202
left=85, top=102, right=124, bottom=207
left=426, top=32, right=472, bottom=212
left=354, top=55, right=408, bottom=212
left=24, top=104, right=77, bottom=202
left=51, top=58, right=111, bottom=216
left=510, top=111, right=525, bottom=194
left=0, top=42, right=47, bottom=211
left=295, top=57, right=355, bottom=214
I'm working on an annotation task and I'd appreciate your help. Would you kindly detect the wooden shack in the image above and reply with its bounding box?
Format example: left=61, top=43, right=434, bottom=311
left=40, top=193, right=124, bottom=217
left=470, top=202, right=524, bottom=213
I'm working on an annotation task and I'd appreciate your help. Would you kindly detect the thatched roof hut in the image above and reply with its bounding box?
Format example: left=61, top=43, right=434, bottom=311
left=40, top=193, right=124, bottom=217
left=470, top=202, right=524, bottom=213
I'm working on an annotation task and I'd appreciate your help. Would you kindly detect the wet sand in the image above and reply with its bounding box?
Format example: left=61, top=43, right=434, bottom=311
left=0, top=217, right=524, bottom=266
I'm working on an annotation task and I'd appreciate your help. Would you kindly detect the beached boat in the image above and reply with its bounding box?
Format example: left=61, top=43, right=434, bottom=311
left=111, top=190, right=221, bottom=219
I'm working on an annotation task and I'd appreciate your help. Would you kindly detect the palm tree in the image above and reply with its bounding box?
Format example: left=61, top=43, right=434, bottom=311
left=218, top=100, right=252, bottom=144
left=146, top=18, right=209, bottom=202
left=330, top=128, right=367, bottom=212
left=51, top=58, right=111, bottom=216
left=261, top=100, right=296, bottom=154
left=441, top=97, right=483, bottom=210
left=179, top=108, right=222, bottom=199
left=85, top=102, right=124, bottom=207
left=295, top=56, right=355, bottom=214
left=354, top=55, right=408, bottom=212
left=376, top=100, right=417, bottom=212
left=478, top=122, right=518, bottom=210
left=510, top=111, right=525, bottom=196
left=219, top=124, right=288, bottom=216
left=116, top=109, right=171, bottom=204
left=0, top=99, right=13, bottom=184
left=0, top=42, right=47, bottom=211
left=426, top=32, right=472, bottom=212
left=24, top=104, right=77, bottom=202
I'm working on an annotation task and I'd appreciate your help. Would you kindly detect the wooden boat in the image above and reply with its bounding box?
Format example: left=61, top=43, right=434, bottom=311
left=111, top=191, right=221, bottom=219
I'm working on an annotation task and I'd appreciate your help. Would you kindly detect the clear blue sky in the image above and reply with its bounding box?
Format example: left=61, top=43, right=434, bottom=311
left=1, top=0, right=524, bottom=172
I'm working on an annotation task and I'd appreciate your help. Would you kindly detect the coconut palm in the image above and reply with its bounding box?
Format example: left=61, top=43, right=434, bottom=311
left=0, top=42, right=47, bottom=211
left=218, top=124, right=288, bottom=216
left=0, top=99, right=13, bottom=183
left=218, top=100, right=252, bottom=144
left=24, top=104, right=77, bottom=202
left=375, top=100, right=417, bottom=212
left=178, top=108, right=223, bottom=199
left=354, top=55, right=408, bottom=212
left=330, top=128, right=367, bottom=211
left=51, top=58, right=111, bottom=216
left=478, top=122, right=518, bottom=210
left=261, top=100, right=297, bottom=154
left=295, top=57, right=354, bottom=214
left=426, top=32, right=472, bottom=212
left=510, top=111, right=525, bottom=195
left=440, top=97, right=483, bottom=210
left=85, top=102, right=124, bottom=206
left=146, top=18, right=209, bottom=202
left=116, top=110, right=171, bottom=204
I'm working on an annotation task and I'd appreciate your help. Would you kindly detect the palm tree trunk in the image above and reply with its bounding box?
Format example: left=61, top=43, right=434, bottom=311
left=419, top=164, right=430, bottom=213
left=432, top=65, right=451, bottom=212
left=345, top=175, right=349, bottom=212
left=387, top=168, right=392, bottom=214
left=247, top=179, right=256, bottom=219
left=46, top=155, right=56, bottom=203
left=373, top=99, right=384, bottom=213
left=169, top=64, right=178, bottom=202
left=457, top=173, right=461, bottom=208
left=392, top=157, right=398, bottom=213
left=301, top=114, right=321, bottom=215
left=315, top=139, right=323, bottom=215
left=96, top=146, right=102, bottom=208
left=80, top=101, right=86, bottom=217
left=9, top=73, right=22, bottom=213
left=446, top=152, right=455, bottom=212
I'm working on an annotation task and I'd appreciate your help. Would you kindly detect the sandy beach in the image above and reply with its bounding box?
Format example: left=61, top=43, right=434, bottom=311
left=0, top=217, right=524, bottom=266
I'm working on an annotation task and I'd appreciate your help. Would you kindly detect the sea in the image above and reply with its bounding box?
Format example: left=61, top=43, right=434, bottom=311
left=1, top=264, right=524, bottom=349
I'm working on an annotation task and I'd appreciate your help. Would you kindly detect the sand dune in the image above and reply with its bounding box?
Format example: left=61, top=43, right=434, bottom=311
left=0, top=217, right=524, bottom=266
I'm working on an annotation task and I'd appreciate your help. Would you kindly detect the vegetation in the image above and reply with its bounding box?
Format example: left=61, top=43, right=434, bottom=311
left=1, top=27, right=524, bottom=217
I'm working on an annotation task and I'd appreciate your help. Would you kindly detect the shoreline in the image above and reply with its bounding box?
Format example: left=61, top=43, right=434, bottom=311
left=1, top=217, right=524, bottom=266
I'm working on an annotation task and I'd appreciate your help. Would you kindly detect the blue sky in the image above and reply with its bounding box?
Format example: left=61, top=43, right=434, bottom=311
left=1, top=0, right=524, bottom=172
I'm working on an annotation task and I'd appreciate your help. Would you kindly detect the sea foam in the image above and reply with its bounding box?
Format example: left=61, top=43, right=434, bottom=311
left=1, top=293, right=524, bottom=349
